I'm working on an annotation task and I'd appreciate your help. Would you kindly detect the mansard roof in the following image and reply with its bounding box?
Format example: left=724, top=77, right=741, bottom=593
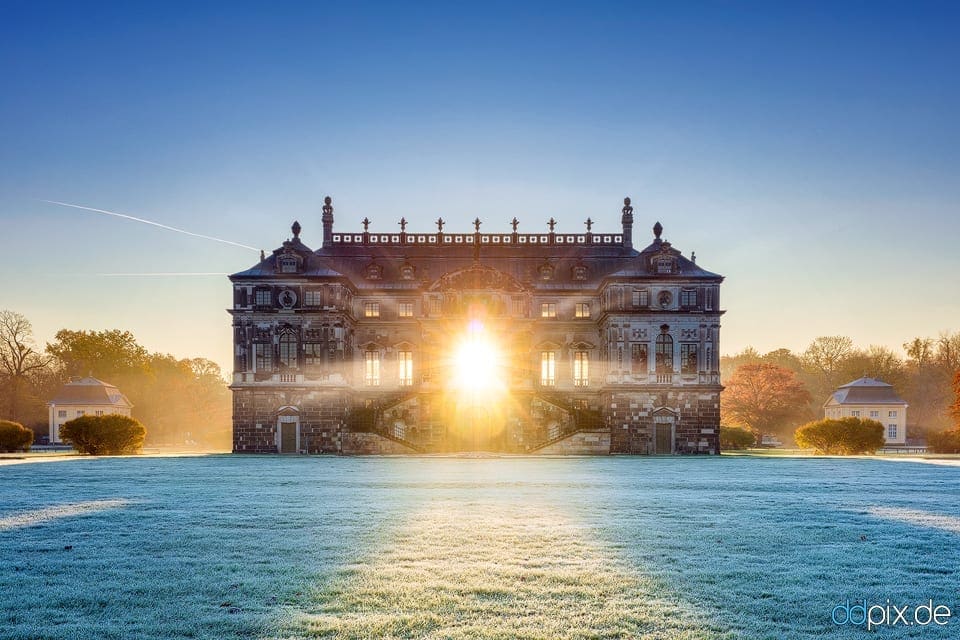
left=48, top=377, right=133, bottom=408
left=823, top=377, right=908, bottom=407
left=229, top=202, right=724, bottom=288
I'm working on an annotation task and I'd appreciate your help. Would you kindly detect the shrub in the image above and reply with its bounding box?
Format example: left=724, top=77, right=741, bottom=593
left=60, top=415, right=146, bottom=455
left=0, top=420, right=33, bottom=452
left=794, top=417, right=885, bottom=455
left=720, top=425, right=756, bottom=450
left=927, top=429, right=960, bottom=454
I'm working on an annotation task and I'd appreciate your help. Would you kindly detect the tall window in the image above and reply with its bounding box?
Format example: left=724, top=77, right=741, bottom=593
left=303, top=342, right=323, bottom=366
left=575, top=303, right=590, bottom=318
left=888, top=424, right=897, bottom=439
left=680, top=289, right=697, bottom=307
left=851, top=410, right=861, bottom=417
left=255, top=343, right=272, bottom=372
left=573, top=351, right=589, bottom=386
left=430, top=297, right=442, bottom=315
left=540, top=303, right=557, bottom=318
left=655, top=333, right=674, bottom=372
left=888, top=411, right=897, bottom=417
left=279, top=332, right=297, bottom=368
left=398, top=302, right=414, bottom=318
left=540, top=351, right=556, bottom=386
left=398, top=351, right=413, bottom=386
left=631, top=343, right=648, bottom=372
left=304, top=290, right=322, bottom=306
left=364, top=302, right=380, bottom=317
left=512, top=297, right=524, bottom=316
left=680, top=343, right=698, bottom=374
left=364, top=351, right=380, bottom=386
left=632, top=289, right=649, bottom=307
left=255, top=289, right=272, bottom=306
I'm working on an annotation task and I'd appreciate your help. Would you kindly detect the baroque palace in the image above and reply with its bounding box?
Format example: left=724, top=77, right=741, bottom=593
left=229, top=197, right=724, bottom=454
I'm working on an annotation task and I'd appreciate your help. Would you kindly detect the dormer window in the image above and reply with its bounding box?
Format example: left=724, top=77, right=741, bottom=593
left=399, top=264, right=416, bottom=280
left=572, top=264, right=588, bottom=281
left=365, top=263, right=383, bottom=280
left=278, top=257, right=298, bottom=273
left=539, top=263, right=555, bottom=281
left=655, top=257, right=675, bottom=274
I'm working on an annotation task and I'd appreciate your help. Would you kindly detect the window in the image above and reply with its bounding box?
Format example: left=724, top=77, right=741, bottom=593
left=575, top=303, right=590, bottom=318
left=303, top=290, right=322, bottom=306
left=303, top=342, right=323, bottom=366
left=888, top=410, right=897, bottom=418
left=255, top=343, right=273, bottom=372
left=680, top=289, right=697, bottom=307
left=76, top=410, right=85, bottom=417
left=95, top=410, right=104, bottom=417
left=632, top=289, right=649, bottom=307
left=364, top=302, right=380, bottom=318
left=279, top=257, right=298, bottom=273
left=430, top=297, right=442, bottom=315
left=512, top=297, right=524, bottom=316
left=631, top=343, right=648, bottom=372
left=540, top=351, right=556, bottom=386
left=573, top=351, right=589, bottom=386
left=656, top=257, right=674, bottom=274
left=255, top=289, right=272, bottom=306
left=398, top=351, right=413, bottom=386
left=655, top=333, right=674, bottom=372
left=57, top=410, right=67, bottom=418
left=888, top=424, right=898, bottom=439
left=680, top=343, right=698, bottom=374
left=279, top=332, right=297, bottom=368
left=364, top=351, right=380, bottom=386
left=851, top=410, right=861, bottom=417
left=399, top=302, right=414, bottom=318
left=870, top=410, right=880, bottom=418
left=540, top=303, right=557, bottom=318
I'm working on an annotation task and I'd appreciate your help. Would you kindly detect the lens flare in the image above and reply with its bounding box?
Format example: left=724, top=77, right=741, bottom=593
left=452, top=320, right=503, bottom=394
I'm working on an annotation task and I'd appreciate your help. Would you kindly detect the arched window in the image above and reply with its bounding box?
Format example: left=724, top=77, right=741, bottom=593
left=655, top=333, right=674, bottom=372
left=279, top=331, right=298, bottom=369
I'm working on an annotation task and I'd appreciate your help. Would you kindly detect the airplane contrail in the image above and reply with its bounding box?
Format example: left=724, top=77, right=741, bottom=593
left=41, top=199, right=260, bottom=252
left=96, top=272, right=231, bottom=277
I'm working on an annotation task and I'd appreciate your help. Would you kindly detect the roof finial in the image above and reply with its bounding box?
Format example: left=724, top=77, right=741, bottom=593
left=691, top=251, right=696, bottom=263
left=653, top=221, right=663, bottom=239
left=585, top=217, right=593, bottom=232
left=548, top=217, right=556, bottom=232
left=399, top=217, right=407, bottom=233
left=436, top=217, right=445, bottom=232
left=511, top=217, right=519, bottom=232
left=291, top=220, right=301, bottom=239
left=260, top=249, right=266, bottom=261
left=473, top=217, right=482, bottom=232
left=362, top=217, right=370, bottom=232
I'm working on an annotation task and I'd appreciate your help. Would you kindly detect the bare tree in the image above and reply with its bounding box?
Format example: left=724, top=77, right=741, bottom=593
left=0, top=310, right=53, bottom=422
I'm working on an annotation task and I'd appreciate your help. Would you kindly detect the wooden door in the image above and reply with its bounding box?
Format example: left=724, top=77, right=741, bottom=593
left=280, top=422, right=298, bottom=453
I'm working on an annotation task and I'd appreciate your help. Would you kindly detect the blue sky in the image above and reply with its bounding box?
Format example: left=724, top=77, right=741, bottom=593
left=1, top=1, right=958, bottom=373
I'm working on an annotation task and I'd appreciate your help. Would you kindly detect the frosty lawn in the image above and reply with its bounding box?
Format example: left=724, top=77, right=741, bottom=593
left=1, top=456, right=958, bottom=639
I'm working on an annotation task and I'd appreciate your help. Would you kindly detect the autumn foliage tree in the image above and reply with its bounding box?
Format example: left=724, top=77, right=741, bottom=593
left=721, top=363, right=812, bottom=441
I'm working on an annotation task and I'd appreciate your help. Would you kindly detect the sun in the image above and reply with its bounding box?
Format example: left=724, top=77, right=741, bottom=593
left=451, top=320, right=503, bottom=394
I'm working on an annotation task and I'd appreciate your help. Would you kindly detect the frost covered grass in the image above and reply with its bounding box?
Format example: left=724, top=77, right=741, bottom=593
left=1, top=455, right=958, bottom=639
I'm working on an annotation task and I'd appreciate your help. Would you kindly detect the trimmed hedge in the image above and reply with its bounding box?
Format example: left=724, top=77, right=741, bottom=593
left=60, top=415, right=146, bottom=455
left=794, top=417, right=885, bottom=455
left=720, top=425, right=756, bottom=450
left=0, top=420, right=33, bottom=452
left=927, top=429, right=960, bottom=454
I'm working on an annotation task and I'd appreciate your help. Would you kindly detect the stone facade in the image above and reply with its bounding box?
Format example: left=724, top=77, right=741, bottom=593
left=230, top=197, right=724, bottom=454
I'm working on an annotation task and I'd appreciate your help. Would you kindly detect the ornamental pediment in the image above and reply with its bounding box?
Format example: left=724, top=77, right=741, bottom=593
left=429, top=263, right=526, bottom=292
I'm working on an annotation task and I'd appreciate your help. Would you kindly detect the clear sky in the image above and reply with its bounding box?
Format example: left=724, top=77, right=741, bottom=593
left=1, top=1, right=958, bottom=375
